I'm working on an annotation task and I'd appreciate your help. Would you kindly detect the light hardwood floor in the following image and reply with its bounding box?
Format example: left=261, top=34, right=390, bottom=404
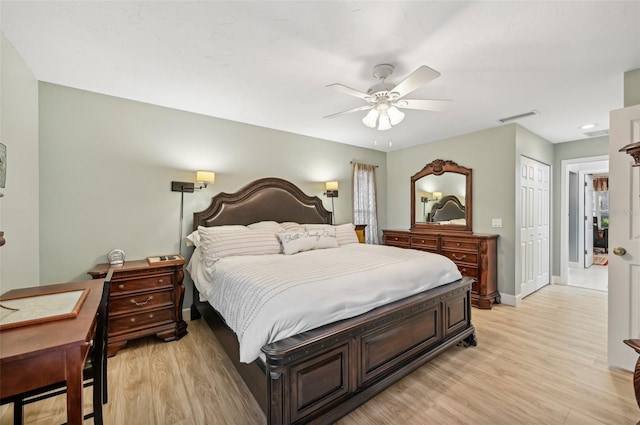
left=1, top=284, right=637, bottom=424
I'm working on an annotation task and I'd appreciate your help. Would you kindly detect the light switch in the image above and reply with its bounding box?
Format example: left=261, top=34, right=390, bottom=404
left=492, top=218, right=502, bottom=228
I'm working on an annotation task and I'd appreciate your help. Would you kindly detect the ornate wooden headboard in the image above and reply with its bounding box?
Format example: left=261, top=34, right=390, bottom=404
left=427, top=195, right=466, bottom=223
left=193, top=177, right=332, bottom=230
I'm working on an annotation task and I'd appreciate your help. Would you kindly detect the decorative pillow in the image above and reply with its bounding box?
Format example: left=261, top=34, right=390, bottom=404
left=247, top=221, right=285, bottom=232
left=306, top=228, right=338, bottom=249
left=277, top=232, right=317, bottom=255
left=277, top=228, right=338, bottom=255
left=280, top=222, right=305, bottom=232
left=198, top=226, right=280, bottom=267
left=334, top=223, right=360, bottom=246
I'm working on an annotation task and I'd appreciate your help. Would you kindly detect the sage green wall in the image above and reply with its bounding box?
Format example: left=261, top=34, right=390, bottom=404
left=386, top=124, right=517, bottom=296
left=38, top=83, right=387, bottom=307
left=552, top=136, right=609, bottom=276
left=624, top=68, right=640, bottom=107
left=0, top=33, right=39, bottom=292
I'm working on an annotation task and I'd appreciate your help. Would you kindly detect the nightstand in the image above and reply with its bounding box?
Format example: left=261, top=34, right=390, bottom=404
left=88, top=258, right=188, bottom=356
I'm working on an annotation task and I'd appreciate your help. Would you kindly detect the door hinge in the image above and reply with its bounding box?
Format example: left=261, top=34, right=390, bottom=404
left=585, top=249, right=588, bottom=255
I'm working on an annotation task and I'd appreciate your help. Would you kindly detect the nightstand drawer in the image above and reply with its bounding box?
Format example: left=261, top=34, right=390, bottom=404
left=442, top=250, right=478, bottom=265
left=410, top=236, right=438, bottom=251
left=111, top=274, right=173, bottom=294
left=442, top=239, right=479, bottom=251
left=109, top=308, right=174, bottom=336
left=109, top=290, right=173, bottom=314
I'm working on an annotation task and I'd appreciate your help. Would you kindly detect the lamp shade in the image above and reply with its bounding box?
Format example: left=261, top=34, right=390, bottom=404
left=325, top=181, right=339, bottom=191
left=377, top=113, right=392, bottom=131
left=362, top=109, right=378, bottom=128
left=196, top=170, right=215, bottom=183
left=387, top=106, right=405, bottom=125
left=433, top=191, right=442, bottom=200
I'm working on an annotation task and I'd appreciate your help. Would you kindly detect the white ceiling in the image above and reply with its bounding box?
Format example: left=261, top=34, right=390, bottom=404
left=1, top=1, right=639, bottom=152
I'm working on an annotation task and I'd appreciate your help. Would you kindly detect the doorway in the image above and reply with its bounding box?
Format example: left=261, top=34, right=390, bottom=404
left=560, top=156, right=609, bottom=290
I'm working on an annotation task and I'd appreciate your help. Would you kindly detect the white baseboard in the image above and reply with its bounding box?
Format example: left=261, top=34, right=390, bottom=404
left=498, top=292, right=521, bottom=307
left=183, top=307, right=191, bottom=321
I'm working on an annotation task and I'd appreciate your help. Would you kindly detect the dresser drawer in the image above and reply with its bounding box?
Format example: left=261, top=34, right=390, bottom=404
left=384, top=234, right=410, bottom=247
left=442, top=250, right=479, bottom=265
left=442, top=239, right=479, bottom=251
left=456, top=265, right=478, bottom=279
left=109, top=307, right=174, bottom=336
left=410, top=236, right=438, bottom=251
left=111, top=274, right=173, bottom=294
left=109, top=290, right=174, bottom=314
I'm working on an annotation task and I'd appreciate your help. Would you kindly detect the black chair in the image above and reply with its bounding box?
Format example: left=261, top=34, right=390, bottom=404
left=3, top=269, right=112, bottom=425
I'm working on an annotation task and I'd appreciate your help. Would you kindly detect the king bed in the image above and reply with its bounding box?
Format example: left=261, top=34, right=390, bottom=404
left=187, top=177, right=476, bottom=425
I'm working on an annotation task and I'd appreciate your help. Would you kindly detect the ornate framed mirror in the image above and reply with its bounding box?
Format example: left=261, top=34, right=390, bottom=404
left=411, top=159, right=472, bottom=233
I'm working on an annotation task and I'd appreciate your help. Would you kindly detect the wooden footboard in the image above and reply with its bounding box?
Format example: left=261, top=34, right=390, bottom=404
left=194, top=277, right=475, bottom=425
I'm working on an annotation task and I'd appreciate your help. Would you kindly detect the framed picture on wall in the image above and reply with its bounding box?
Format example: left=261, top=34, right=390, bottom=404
left=0, top=142, right=5, bottom=189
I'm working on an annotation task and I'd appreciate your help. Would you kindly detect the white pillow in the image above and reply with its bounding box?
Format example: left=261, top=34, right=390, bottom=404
left=306, top=228, right=338, bottom=249
left=198, top=226, right=280, bottom=267
left=186, top=230, right=201, bottom=247
left=281, top=222, right=305, bottom=232
left=247, top=221, right=285, bottom=232
left=277, top=228, right=338, bottom=255
left=335, top=223, right=360, bottom=246
left=304, top=224, right=333, bottom=232
left=277, top=232, right=317, bottom=255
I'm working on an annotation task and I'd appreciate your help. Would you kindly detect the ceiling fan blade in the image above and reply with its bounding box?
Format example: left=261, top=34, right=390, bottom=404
left=390, top=66, right=441, bottom=98
left=324, top=104, right=373, bottom=119
left=396, top=99, right=451, bottom=112
left=326, top=83, right=371, bottom=100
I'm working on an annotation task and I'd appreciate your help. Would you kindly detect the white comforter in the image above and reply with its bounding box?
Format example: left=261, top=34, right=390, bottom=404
left=187, top=244, right=462, bottom=363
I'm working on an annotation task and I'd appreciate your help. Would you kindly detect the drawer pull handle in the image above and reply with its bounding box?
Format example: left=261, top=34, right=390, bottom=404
left=460, top=268, right=467, bottom=273
left=130, top=317, right=136, bottom=323
left=131, top=296, right=153, bottom=307
left=452, top=254, right=466, bottom=261
left=148, top=313, right=154, bottom=319
left=394, top=237, right=398, bottom=241
left=421, top=240, right=425, bottom=243
left=158, top=279, right=164, bottom=284
left=456, top=242, right=461, bottom=247
left=118, top=284, right=124, bottom=289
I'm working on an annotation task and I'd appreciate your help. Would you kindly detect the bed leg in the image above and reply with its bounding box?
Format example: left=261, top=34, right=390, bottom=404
left=191, top=303, right=202, bottom=320
left=462, top=331, right=478, bottom=347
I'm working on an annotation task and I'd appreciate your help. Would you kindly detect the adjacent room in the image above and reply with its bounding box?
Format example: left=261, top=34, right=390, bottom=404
left=1, top=2, right=639, bottom=424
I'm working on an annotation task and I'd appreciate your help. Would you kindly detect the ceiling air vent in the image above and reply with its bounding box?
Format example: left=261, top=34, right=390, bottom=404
left=498, top=110, right=538, bottom=123
left=584, top=129, right=609, bottom=137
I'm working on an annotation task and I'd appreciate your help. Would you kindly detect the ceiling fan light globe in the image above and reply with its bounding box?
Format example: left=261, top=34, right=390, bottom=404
left=387, top=106, right=405, bottom=125
left=362, top=109, right=379, bottom=128
left=377, top=113, right=392, bottom=130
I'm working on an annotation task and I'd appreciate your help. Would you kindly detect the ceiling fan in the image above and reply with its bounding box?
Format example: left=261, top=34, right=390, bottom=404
left=325, top=64, right=450, bottom=131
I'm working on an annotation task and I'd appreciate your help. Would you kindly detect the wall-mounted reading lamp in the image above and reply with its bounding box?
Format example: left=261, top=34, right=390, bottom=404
left=171, top=171, right=215, bottom=254
left=324, top=181, right=338, bottom=224
left=421, top=192, right=442, bottom=217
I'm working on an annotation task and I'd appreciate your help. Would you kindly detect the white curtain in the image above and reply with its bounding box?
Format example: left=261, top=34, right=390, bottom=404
left=352, top=162, right=379, bottom=244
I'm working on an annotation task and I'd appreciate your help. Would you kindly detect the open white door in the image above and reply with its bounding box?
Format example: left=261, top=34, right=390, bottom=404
left=584, top=174, right=594, bottom=267
left=608, top=103, right=640, bottom=371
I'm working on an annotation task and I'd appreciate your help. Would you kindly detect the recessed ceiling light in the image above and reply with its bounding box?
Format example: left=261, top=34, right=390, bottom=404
left=579, top=123, right=598, bottom=130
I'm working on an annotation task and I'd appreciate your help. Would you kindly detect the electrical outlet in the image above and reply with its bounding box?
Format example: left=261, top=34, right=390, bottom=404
left=492, top=218, right=503, bottom=228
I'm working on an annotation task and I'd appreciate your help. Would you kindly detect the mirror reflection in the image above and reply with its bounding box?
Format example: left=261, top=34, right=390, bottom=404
left=414, top=174, right=467, bottom=224
left=410, top=159, right=472, bottom=232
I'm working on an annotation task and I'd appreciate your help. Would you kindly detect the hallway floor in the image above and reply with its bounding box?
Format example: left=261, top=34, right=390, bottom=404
left=568, top=264, right=608, bottom=291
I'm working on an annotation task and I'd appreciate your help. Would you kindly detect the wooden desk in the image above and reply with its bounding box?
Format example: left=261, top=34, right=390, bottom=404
left=0, top=279, right=104, bottom=425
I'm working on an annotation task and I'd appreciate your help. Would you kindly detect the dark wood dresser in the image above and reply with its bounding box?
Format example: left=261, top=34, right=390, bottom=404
left=383, top=229, right=499, bottom=309
left=88, top=258, right=188, bottom=356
